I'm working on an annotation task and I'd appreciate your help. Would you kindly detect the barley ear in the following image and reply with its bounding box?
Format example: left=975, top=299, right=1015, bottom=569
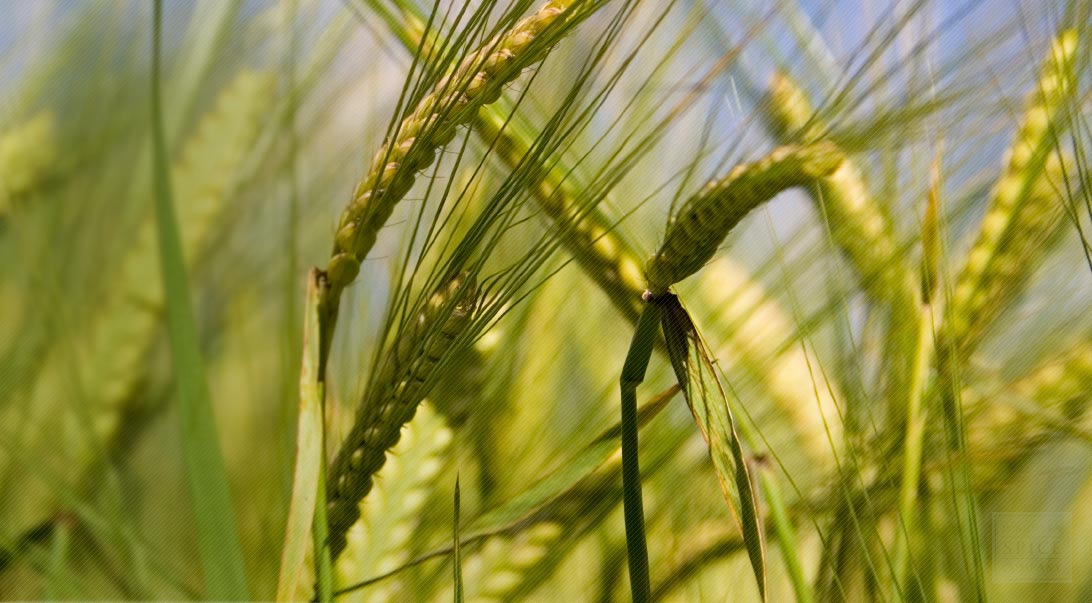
left=763, top=72, right=913, bottom=304
left=336, top=402, right=453, bottom=603
left=645, top=142, right=844, bottom=294
left=324, top=0, right=581, bottom=295
left=325, top=273, right=478, bottom=559
left=0, top=112, right=57, bottom=218
left=966, top=340, right=1092, bottom=489
left=0, top=71, right=275, bottom=537
left=474, top=105, right=647, bottom=321
left=944, top=29, right=1078, bottom=358
left=458, top=522, right=563, bottom=603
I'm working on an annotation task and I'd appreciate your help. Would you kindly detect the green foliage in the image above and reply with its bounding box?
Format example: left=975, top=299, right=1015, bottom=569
left=1, top=1, right=1091, bottom=602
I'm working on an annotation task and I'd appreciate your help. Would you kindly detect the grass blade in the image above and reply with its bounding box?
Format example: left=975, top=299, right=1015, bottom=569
left=276, top=269, right=328, bottom=602
left=150, top=3, right=249, bottom=598
left=658, top=294, right=767, bottom=600
left=453, top=477, right=464, bottom=603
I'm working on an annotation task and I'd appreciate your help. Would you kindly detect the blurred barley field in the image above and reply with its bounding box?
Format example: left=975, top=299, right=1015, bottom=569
left=0, top=1, right=1090, bottom=601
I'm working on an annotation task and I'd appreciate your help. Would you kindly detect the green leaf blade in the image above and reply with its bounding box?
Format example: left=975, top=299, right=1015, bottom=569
left=151, top=3, right=250, bottom=599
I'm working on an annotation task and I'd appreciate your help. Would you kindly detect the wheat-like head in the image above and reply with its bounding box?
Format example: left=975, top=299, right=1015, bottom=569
left=763, top=72, right=913, bottom=304
left=0, top=70, right=275, bottom=538
left=645, top=142, right=844, bottom=294
left=325, top=272, right=478, bottom=558
left=325, top=0, right=582, bottom=293
left=945, top=29, right=1078, bottom=358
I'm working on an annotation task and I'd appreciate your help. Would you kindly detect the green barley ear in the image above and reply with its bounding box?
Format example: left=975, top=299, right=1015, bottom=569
left=336, top=402, right=453, bottom=603
left=645, top=142, right=844, bottom=294
left=459, top=522, right=563, bottom=603
left=945, top=29, right=1078, bottom=358
left=473, top=105, right=647, bottom=322
left=0, top=70, right=275, bottom=539
left=966, top=340, right=1092, bottom=489
left=763, top=72, right=912, bottom=304
left=325, top=273, right=478, bottom=559
left=325, top=0, right=585, bottom=293
left=0, top=112, right=57, bottom=218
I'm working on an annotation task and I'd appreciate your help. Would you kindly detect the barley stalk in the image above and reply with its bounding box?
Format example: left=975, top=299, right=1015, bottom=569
left=944, top=29, right=1078, bottom=359
left=763, top=72, right=914, bottom=305
left=645, top=141, right=844, bottom=294
left=0, top=112, right=57, bottom=218
left=325, top=273, right=478, bottom=559
left=0, top=71, right=274, bottom=537
left=324, top=0, right=585, bottom=293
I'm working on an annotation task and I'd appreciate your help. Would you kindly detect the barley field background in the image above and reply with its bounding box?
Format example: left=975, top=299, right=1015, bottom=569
left=1, top=0, right=1090, bottom=601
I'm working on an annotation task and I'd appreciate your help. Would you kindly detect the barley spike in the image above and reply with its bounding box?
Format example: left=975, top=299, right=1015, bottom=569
left=325, top=273, right=477, bottom=559
left=763, top=72, right=914, bottom=304
left=945, top=29, right=1078, bottom=358
left=645, top=142, right=844, bottom=294
left=474, top=105, right=646, bottom=321
left=325, top=0, right=581, bottom=295
left=0, top=71, right=274, bottom=537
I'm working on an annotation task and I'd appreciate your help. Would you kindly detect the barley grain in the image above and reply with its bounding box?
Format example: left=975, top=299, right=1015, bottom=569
left=645, top=142, right=844, bottom=294
left=474, top=106, right=647, bottom=321
left=325, top=273, right=477, bottom=559
left=763, top=73, right=913, bottom=304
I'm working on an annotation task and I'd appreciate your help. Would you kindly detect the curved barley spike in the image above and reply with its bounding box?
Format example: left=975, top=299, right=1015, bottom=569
left=0, top=112, right=57, bottom=218
left=645, top=142, right=844, bottom=294
left=0, top=71, right=275, bottom=536
left=944, top=29, right=1078, bottom=358
left=325, top=0, right=582, bottom=293
left=763, top=72, right=913, bottom=305
left=325, top=273, right=478, bottom=559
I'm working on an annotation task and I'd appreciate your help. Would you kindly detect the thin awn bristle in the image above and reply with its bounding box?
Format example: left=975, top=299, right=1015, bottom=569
left=325, top=0, right=580, bottom=293
left=0, top=71, right=275, bottom=536
left=325, top=273, right=478, bottom=559
left=645, top=141, right=844, bottom=294
left=945, top=29, right=1079, bottom=359
left=763, top=72, right=913, bottom=305
left=474, top=105, right=646, bottom=321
